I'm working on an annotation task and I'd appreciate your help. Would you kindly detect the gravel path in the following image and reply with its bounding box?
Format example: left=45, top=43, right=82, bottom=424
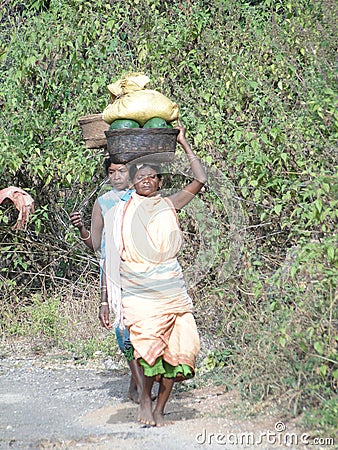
left=0, top=355, right=211, bottom=450
left=0, top=355, right=327, bottom=450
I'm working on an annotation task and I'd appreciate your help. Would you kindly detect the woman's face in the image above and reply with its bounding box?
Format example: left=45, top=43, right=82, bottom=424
left=107, top=164, right=130, bottom=190
left=133, top=166, right=162, bottom=197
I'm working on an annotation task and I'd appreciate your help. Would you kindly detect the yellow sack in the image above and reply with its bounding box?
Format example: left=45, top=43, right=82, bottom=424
left=107, top=73, right=151, bottom=99
left=102, top=73, right=179, bottom=126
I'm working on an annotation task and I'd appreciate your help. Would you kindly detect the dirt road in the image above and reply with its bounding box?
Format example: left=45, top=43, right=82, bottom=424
left=0, top=354, right=329, bottom=450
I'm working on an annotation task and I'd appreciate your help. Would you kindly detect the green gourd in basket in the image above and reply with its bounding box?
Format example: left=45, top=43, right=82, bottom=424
left=109, top=119, right=141, bottom=129
left=143, top=117, right=173, bottom=128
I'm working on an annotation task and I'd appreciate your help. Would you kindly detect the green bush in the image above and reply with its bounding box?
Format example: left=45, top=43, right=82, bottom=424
left=1, top=0, right=336, bottom=434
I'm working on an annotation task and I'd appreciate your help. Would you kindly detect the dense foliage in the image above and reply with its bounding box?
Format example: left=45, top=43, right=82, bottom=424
left=1, top=0, right=337, bottom=434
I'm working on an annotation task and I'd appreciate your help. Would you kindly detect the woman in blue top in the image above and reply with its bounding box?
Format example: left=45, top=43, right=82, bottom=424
left=70, top=157, right=142, bottom=403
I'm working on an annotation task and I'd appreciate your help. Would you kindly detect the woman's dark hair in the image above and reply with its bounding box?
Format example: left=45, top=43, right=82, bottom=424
left=103, top=155, right=114, bottom=175
left=129, top=163, right=162, bottom=181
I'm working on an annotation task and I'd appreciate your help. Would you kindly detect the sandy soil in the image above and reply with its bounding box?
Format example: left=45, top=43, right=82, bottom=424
left=0, top=352, right=333, bottom=450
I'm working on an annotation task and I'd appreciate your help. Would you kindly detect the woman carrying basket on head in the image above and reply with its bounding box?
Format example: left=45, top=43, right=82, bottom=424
left=101, top=120, right=207, bottom=426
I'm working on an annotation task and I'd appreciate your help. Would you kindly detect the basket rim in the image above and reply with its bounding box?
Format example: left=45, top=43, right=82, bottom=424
left=105, top=128, right=179, bottom=137
left=78, top=113, right=104, bottom=122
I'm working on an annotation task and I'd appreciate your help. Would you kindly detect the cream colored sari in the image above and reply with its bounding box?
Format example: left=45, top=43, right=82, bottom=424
left=119, top=192, right=200, bottom=370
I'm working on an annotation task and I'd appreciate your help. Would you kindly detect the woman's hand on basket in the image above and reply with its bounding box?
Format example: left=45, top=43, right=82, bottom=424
left=175, top=119, right=188, bottom=146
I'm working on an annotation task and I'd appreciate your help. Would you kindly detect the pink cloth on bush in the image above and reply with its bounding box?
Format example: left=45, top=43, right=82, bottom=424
left=0, top=186, right=34, bottom=230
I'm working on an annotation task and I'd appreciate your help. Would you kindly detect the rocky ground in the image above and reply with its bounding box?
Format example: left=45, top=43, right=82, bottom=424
left=0, top=348, right=334, bottom=450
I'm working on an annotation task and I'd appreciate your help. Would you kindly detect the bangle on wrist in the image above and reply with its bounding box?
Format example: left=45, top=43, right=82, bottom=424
left=80, top=231, right=91, bottom=241
left=100, top=302, right=109, bottom=306
left=188, top=156, right=198, bottom=162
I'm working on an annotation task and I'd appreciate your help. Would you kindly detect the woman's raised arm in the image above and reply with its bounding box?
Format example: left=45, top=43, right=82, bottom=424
left=168, top=120, right=207, bottom=211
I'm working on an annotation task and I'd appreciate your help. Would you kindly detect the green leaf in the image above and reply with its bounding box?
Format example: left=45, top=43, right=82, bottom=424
left=315, top=198, right=323, bottom=213
left=280, top=153, right=288, bottom=163
left=318, top=365, right=327, bottom=377
left=274, top=204, right=282, bottom=214
left=314, top=341, right=325, bottom=355
left=327, top=246, right=335, bottom=261
left=233, top=130, right=242, bottom=142
left=279, top=337, right=286, bottom=347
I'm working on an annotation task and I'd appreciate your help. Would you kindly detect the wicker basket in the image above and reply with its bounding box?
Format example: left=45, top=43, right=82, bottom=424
left=78, top=114, right=109, bottom=149
left=105, top=128, right=179, bottom=164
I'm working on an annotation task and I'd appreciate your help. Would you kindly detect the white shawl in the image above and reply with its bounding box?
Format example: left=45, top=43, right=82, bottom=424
left=104, top=199, right=126, bottom=329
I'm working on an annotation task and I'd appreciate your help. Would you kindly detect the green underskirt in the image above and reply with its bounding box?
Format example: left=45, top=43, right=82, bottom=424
left=124, top=346, right=135, bottom=362
left=139, top=356, right=194, bottom=379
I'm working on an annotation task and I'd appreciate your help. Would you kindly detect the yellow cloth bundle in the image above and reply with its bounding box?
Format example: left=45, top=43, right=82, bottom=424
left=102, top=73, right=179, bottom=126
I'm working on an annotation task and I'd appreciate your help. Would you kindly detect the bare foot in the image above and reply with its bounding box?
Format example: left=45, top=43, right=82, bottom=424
left=128, top=387, right=140, bottom=404
left=153, top=411, right=172, bottom=427
left=138, top=398, right=155, bottom=426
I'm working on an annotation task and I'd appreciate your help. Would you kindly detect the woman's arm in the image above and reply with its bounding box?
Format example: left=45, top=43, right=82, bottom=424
left=90, top=199, right=104, bottom=252
left=98, top=266, right=112, bottom=330
left=168, top=121, right=207, bottom=211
